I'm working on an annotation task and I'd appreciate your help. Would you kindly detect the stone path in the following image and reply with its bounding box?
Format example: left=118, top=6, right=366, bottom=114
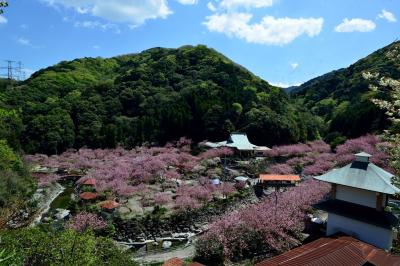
left=133, top=244, right=195, bottom=264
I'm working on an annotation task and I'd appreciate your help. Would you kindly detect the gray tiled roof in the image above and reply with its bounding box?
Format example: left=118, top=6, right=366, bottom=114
left=314, top=156, right=400, bottom=194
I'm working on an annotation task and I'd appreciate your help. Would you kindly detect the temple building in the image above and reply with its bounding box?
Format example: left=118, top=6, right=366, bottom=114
left=314, top=152, right=399, bottom=250
left=204, top=132, right=270, bottom=156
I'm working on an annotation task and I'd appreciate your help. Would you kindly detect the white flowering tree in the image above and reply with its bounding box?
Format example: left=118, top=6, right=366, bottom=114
left=363, top=71, right=400, bottom=182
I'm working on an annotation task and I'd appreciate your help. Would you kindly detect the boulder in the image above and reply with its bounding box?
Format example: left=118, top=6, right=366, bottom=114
left=54, top=209, right=70, bottom=220
left=162, top=241, right=172, bottom=249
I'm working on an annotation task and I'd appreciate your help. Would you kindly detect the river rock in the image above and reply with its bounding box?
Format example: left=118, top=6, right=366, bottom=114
left=143, top=206, right=154, bottom=213
left=162, top=241, right=172, bottom=249
left=55, top=208, right=70, bottom=220
left=192, top=164, right=206, bottom=174
left=42, top=216, right=51, bottom=223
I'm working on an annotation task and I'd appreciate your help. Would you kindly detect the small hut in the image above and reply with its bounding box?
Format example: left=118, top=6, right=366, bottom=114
left=81, top=178, right=97, bottom=186
left=100, top=200, right=119, bottom=211
left=79, top=192, right=98, bottom=201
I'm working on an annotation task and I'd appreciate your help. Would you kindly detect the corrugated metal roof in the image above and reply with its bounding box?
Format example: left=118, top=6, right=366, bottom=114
left=256, top=236, right=400, bottom=266
left=259, top=174, right=301, bottom=181
left=314, top=155, right=399, bottom=194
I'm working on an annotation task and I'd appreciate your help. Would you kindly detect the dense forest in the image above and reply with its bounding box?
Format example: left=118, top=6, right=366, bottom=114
left=291, top=41, right=400, bottom=141
left=1, top=42, right=400, bottom=156
left=0, top=45, right=321, bottom=155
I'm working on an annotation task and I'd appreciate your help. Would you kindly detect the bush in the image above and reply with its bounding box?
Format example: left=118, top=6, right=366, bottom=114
left=0, top=227, right=135, bottom=266
left=0, top=140, right=35, bottom=211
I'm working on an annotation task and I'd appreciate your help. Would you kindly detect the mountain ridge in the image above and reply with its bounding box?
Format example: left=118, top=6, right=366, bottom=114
left=290, top=40, right=400, bottom=139
left=1, top=45, right=320, bottom=154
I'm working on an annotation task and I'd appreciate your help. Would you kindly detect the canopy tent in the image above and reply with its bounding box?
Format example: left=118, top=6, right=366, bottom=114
left=235, top=176, right=249, bottom=182
left=211, top=178, right=221, bottom=185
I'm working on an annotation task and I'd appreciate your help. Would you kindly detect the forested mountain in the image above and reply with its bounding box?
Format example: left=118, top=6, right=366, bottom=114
left=1, top=45, right=320, bottom=155
left=292, top=41, right=400, bottom=140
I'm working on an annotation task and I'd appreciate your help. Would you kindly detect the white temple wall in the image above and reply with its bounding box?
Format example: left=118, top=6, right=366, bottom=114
left=336, top=185, right=378, bottom=208
left=327, top=213, right=393, bottom=250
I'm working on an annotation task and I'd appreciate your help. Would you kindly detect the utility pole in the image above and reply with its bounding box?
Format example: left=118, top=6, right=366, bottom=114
left=17, top=61, right=24, bottom=81
left=0, top=60, right=26, bottom=83
left=6, top=60, right=14, bottom=80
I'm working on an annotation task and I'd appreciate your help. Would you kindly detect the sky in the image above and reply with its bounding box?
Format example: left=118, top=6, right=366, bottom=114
left=0, top=0, right=399, bottom=87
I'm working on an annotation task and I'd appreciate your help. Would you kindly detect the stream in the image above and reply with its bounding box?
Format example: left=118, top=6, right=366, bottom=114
left=30, top=182, right=65, bottom=227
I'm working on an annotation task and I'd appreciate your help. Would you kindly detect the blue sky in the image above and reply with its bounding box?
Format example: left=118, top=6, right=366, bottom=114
left=0, top=0, right=399, bottom=87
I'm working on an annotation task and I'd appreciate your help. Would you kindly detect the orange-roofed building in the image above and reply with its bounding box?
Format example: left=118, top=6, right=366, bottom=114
left=259, top=174, right=300, bottom=182
left=100, top=200, right=119, bottom=210
left=79, top=192, right=98, bottom=200
left=81, top=178, right=97, bottom=186
left=256, top=174, right=300, bottom=195
left=162, top=257, right=184, bottom=266
left=256, top=236, right=400, bottom=266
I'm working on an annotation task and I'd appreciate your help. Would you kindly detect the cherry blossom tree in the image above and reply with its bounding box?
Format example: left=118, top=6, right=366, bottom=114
left=267, top=163, right=294, bottom=175
left=196, top=179, right=330, bottom=261
left=66, top=212, right=107, bottom=232
left=154, top=192, right=172, bottom=205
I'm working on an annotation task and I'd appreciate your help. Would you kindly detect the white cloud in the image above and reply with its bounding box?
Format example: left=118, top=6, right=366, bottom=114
left=204, top=13, right=323, bottom=45
left=17, top=37, right=31, bottom=46
left=334, top=18, right=376, bottom=32
left=20, top=24, right=28, bottom=29
left=74, top=20, right=121, bottom=33
left=290, top=62, right=299, bottom=70
left=378, top=9, right=396, bottom=23
left=93, top=45, right=100, bottom=49
left=219, top=0, right=274, bottom=10
left=41, top=0, right=172, bottom=26
left=269, top=81, right=302, bottom=88
left=177, top=0, right=197, bottom=4
left=207, top=2, right=217, bottom=12
left=0, top=15, right=7, bottom=24
left=76, top=6, right=90, bottom=14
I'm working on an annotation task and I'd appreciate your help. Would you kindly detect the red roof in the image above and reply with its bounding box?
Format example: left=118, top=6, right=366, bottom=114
left=259, top=174, right=300, bottom=181
left=256, top=236, right=400, bottom=266
left=79, top=192, right=98, bottom=200
left=100, top=200, right=119, bottom=210
left=81, top=178, right=97, bottom=186
left=162, top=257, right=184, bottom=266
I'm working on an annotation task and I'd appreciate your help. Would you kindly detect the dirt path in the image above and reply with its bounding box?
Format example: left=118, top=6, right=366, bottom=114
left=133, top=244, right=195, bottom=264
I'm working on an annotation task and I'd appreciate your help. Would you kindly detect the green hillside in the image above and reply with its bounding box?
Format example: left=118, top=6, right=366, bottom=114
left=292, top=41, right=400, bottom=139
left=1, top=45, right=320, bottom=154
